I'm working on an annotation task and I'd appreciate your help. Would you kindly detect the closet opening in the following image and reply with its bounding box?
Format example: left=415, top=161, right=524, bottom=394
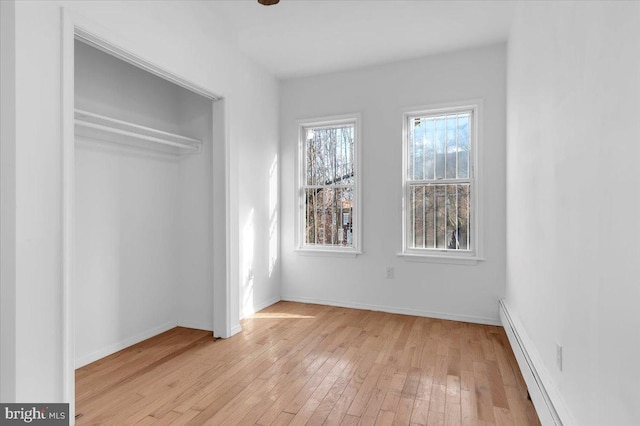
left=61, top=17, right=229, bottom=421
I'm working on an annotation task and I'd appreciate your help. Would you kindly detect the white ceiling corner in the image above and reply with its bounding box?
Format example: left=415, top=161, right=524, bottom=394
left=206, top=0, right=516, bottom=79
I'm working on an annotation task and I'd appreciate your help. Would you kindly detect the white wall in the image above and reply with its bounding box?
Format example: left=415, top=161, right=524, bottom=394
left=280, top=45, right=507, bottom=324
left=75, top=142, right=181, bottom=366
left=6, top=0, right=280, bottom=402
left=176, top=90, right=215, bottom=331
left=506, top=2, right=640, bottom=425
left=236, top=66, right=282, bottom=320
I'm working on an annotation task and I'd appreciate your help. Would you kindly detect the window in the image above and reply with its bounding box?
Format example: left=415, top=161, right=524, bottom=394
left=402, top=103, right=480, bottom=259
left=297, top=115, right=360, bottom=254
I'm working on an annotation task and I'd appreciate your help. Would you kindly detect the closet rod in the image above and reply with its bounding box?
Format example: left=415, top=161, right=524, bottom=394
left=75, top=109, right=202, bottom=154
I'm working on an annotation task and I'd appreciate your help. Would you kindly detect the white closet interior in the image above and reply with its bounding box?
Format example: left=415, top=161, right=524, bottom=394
left=74, top=40, right=216, bottom=367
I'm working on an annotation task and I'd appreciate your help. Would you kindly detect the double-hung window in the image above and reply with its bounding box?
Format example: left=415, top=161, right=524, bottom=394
left=402, top=103, right=480, bottom=260
left=297, top=115, right=360, bottom=254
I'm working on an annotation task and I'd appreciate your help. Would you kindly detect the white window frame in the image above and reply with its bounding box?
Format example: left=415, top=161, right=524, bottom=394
left=400, top=101, right=483, bottom=264
left=296, top=114, right=362, bottom=256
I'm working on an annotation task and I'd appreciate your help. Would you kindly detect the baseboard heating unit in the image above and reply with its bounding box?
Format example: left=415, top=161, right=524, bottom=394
left=499, top=299, right=572, bottom=426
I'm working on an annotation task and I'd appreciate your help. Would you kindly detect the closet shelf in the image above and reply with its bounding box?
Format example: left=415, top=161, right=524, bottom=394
left=74, top=109, right=202, bottom=155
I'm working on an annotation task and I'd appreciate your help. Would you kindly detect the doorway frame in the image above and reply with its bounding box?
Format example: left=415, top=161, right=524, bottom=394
left=61, top=8, right=232, bottom=422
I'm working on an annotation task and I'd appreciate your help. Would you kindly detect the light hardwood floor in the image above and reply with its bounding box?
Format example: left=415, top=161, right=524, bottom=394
left=75, top=302, right=541, bottom=425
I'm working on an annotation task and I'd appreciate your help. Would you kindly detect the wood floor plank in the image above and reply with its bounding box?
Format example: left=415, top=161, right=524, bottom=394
left=253, top=334, right=349, bottom=422
left=472, top=362, right=495, bottom=424
left=345, top=362, right=384, bottom=417
left=505, top=385, right=540, bottom=426
left=76, top=328, right=212, bottom=406
left=75, top=302, right=540, bottom=426
left=288, top=347, right=351, bottom=425
left=341, top=414, right=361, bottom=425
left=401, top=367, right=422, bottom=399
left=271, top=411, right=295, bottom=426
left=305, top=348, right=362, bottom=425
left=151, top=409, right=181, bottom=425
left=460, top=389, right=478, bottom=426
left=324, top=379, right=360, bottom=425
left=444, top=403, right=461, bottom=425
left=255, top=352, right=331, bottom=424
left=415, top=366, right=434, bottom=402
left=359, top=365, right=396, bottom=425
left=381, top=372, right=407, bottom=412
left=426, top=410, right=445, bottom=426
left=188, top=308, right=344, bottom=420
left=428, top=382, right=446, bottom=415
left=376, top=410, right=396, bottom=426
left=392, top=396, right=414, bottom=426
left=409, top=398, right=430, bottom=426
left=494, top=406, right=514, bottom=426
left=486, top=360, right=509, bottom=410
left=283, top=350, right=343, bottom=415
left=445, top=375, right=461, bottom=407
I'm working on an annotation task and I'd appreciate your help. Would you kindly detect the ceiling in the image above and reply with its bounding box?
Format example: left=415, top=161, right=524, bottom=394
left=206, top=0, right=517, bottom=79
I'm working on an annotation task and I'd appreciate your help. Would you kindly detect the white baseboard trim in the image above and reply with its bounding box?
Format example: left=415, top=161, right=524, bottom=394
left=499, top=299, right=575, bottom=426
left=216, top=320, right=242, bottom=339
left=74, top=321, right=177, bottom=369
left=281, top=295, right=501, bottom=326
left=229, top=324, right=242, bottom=336
left=253, top=296, right=282, bottom=314
left=177, top=320, right=213, bottom=332
left=240, top=296, right=282, bottom=320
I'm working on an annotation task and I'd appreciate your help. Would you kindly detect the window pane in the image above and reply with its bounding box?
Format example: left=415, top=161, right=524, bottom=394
left=423, top=118, right=435, bottom=180
left=304, top=187, right=354, bottom=247
left=301, top=118, right=357, bottom=250
left=446, top=115, right=457, bottom=179
left=406, top=108, right=473, bottom=254
left=457, top=114, right=470, bottom=179
left=408, top=183, right=470, bottom=251
left=455, top=184, right=470, bottom=250
left=425, top=185, right=435, bottom=247
left=411, top=113, right=470, bottom=181
left=305, top=125, right=354, bottom=186
left=410, top=117, right=438, bottom=180
left=409, top=118, right=418, bottom=179
left=435, top=117, right=446, bottom=179
left=431, top=185, right=449, bottom=248
left=410, top=186, right=423, bottom=247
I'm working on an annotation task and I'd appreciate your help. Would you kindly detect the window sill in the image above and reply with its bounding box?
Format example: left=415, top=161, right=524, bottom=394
left=397, top=252, right=484, bottom=265
left=295, top=247, right=361, bottom=258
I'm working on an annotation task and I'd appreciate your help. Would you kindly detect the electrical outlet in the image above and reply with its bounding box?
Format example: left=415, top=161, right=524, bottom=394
left=556, top=344, right=563, bottom=371
left=385, top=267, right=394, bottom=279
